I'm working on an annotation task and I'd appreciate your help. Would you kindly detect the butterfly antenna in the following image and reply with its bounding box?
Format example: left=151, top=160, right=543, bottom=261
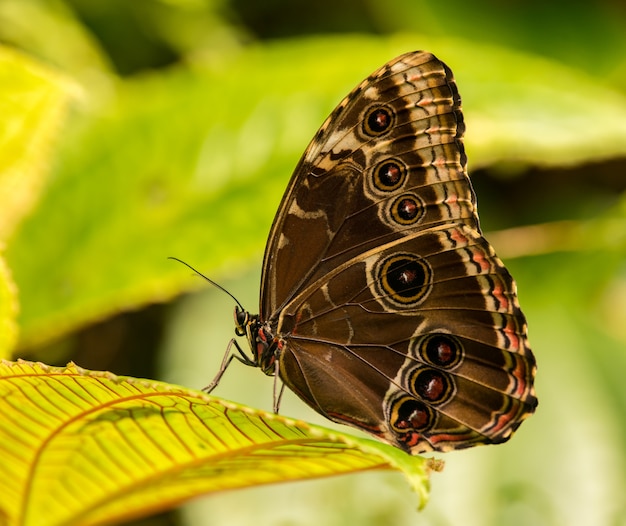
left=168, top=257, right=245, bottom=310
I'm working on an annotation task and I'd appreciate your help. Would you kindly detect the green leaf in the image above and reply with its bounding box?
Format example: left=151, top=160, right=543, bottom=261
left=452, top=43, right=626, bottom=168
left=0, top=360, right=436, bottom=526
left=372, top=0, right=626, bottom=87
left=0, top=45, right=75, bottom=358
left=0, top=44, right=77, bottom=242
left=8, top=35, right=626, bottom=353
left=0, top=251, right=18, bottom=357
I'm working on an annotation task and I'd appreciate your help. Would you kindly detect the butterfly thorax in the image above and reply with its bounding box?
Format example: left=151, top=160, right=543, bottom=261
left=234, top=306, right=279, bottom=376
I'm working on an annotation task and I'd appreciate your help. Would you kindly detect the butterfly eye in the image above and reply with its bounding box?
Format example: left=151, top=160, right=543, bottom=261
left=234, top=306, right=248, bottom=336
left=362, top=104, right=395, bottom=136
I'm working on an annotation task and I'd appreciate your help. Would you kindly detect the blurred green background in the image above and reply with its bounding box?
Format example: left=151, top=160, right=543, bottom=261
left=2, top=0, right=626, bottom=525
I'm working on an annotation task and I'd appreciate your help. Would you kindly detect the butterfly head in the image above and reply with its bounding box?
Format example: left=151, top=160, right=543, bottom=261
left=233, top=306, right=278, bottom=376
left=233, top=305, right=250, bottom=337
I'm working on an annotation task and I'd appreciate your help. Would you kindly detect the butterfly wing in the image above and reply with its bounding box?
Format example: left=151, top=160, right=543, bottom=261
left=277, top=224, right=536, bottom=453
left=258, top=51, right=537, bottom=453
left=261, top=51, right=477, bottom=316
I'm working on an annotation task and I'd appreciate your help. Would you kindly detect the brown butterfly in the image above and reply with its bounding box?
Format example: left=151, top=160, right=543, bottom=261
left=207, top=50, right=537, bottom=454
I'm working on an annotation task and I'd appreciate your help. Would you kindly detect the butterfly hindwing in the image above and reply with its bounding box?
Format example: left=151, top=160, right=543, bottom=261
left=276, top=223, right=535, bottom=452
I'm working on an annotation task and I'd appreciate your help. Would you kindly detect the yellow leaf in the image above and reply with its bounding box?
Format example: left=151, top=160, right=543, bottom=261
left=0, top=360, right=436, bottom=526
left=0, top=250, right=18, bottom=357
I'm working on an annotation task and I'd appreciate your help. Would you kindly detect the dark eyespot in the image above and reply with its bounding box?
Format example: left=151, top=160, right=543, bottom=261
left=418, top=334, right=463, bottom=369
left=379, top=254, right=432, bottom=305
left=390, top=194, right=424, bottom=225
left=392, top=398, right=433, bottom=432
left=362, top=105, right=395, bottom=137
left=373, top=160, right=406, bottom=191
left=412, top=368, right=454, bottom=404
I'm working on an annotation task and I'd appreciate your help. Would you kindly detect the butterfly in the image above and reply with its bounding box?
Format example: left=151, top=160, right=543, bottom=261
left=207, top=50, right=537, bottom=454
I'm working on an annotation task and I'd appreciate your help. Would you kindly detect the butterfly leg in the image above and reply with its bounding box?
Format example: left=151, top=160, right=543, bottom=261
left=203, top=337, right=256, bottom=392
left=272, top=358, right=286, bottom=413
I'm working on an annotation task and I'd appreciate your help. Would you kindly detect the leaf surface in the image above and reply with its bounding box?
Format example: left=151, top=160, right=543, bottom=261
left=0, top=360, right=434, bottom=526
left=0, top=45, right=76, bottom=242
left=0, top=253, right=18, bottom=358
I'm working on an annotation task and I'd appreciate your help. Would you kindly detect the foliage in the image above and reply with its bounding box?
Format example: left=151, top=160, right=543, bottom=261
left=1, top=1, right=625, bottom=525
left=0, top=360, right=434, bottom=526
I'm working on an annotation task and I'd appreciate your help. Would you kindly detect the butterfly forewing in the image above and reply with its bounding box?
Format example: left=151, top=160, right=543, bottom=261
left=261, top=52, right=478, bottom=316
left=245, top=51, right=536, bottom=454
